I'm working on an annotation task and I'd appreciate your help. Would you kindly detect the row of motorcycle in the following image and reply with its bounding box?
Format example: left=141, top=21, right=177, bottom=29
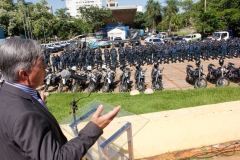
left=43, top=64, right=164, bottom=93
left=186, top=58, right=240, bottom=88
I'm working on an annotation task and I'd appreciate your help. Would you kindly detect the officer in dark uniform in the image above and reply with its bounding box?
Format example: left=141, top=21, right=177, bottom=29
left=188, top=43, right=195, bottom=62
left=56, top=54, right=61, bottom=70
left=111, top=49, right=118, bottom=66
left=104, top=46, right=109, bottom=57
left=51, top=54, right=58, bottom=73
left=118, top=49, right=125, bottom=67
left=146, top=45, right=153, bottom=65
left=124, top=45, right=130, bottom=64
left=95, top=51, right=103, bottom=69
left=179, top=44, right=185, bottom=62
left=137, top=47, right=144, bottom=65
left=104, top=50, right=111, bottom=67
left=86, top=51, right=94, bottom=67
left=163, top=46, right=170, bottom=64
left=129, top=48, right=135, bottom=66
left=195, top=42, right=201, bottom=60
left=60, top=53, right=66, bottom=69
left=171, top=44, right=177, bottom=63
left=44, top=50, right=50, bottom=66
left=43, top=52, right=49, bottom=66
left=78, top=53, right=85, bottom=71
left=212, top=40, right=218, bottom=59
left=228, top=41, right=235, bottom=59
left=221, top=41, right=227, bottom=58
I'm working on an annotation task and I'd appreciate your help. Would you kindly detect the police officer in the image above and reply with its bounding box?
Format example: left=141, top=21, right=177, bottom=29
left=78, top=53, right=85, bottom=71
left=86, top=51, right=94, bottom=67
left=118, top=49, right=125, bottom=66
left=51, top=54, right=58, bottom=73
left=221, top=41, right=228, bottom=58
left=146, top=45, right=153, bottom=65
left=95, top=51, right=103, bottom=69
left=104, top=50, right=111, bottom=67
left=111, top=49, right=118, bottom=66
left=56, top=54, right=61, bottom=70
left=188, top=43, right=195, bottom=62
left=171, top=44, right=177, bottom=63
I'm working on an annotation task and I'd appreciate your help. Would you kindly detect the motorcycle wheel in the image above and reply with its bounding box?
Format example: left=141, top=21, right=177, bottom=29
left=206, top=73, right=210, bottom=81
left=44, top=84, right=49, bottom=92
left=57, top=81, right=63, bottom=93
left=138, top=81, right=145, bottom=92
left=119, top=82, right=128, bottom=92
left=216, top=77, right=230, bottom=87
left=88, top=83, right=95, bottom=92
left=71, top=84, right=78, bottom=93
left=102, top=83, right=109, bottom=93
left=194, top=78, right=207, bottom=88
left=154, top=81, right=163, bottom=90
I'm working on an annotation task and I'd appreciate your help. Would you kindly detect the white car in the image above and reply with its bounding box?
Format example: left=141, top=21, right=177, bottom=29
left=144, top=37, right=164, bottom=45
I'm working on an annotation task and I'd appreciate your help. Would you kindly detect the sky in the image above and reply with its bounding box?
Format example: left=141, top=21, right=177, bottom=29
left=14, top=0, right=166, bottom=14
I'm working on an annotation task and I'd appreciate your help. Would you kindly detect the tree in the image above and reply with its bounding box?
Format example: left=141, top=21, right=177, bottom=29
left=163, top=0, right=179, bottom=33
left=145, top=0, right=162, bottom=31
left=133, top=11, right=147, bottom=29
left=78, top=6, right=114, bottom=32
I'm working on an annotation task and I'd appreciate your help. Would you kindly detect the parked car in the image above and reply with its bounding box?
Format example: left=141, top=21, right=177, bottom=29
left=111, top=37, right=124, bottom=47
left=202, top=37, right=212, bottom=42
left=53, top=42, right=64, bottom=51
left=144, top=37, right=164, bottom=45
left=174, top=37, right=186, bottom=44
left=140, top=33, right=149, bottom=40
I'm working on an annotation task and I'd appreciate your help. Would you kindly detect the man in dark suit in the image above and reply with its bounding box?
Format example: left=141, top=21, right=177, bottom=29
left=0, top=38, right=121, bottom=160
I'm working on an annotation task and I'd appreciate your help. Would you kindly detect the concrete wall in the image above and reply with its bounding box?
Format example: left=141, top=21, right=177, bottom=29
left=132, top=101, right=240, bottom=159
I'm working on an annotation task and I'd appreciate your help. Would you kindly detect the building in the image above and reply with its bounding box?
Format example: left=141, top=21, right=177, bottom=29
left=66, top=0, right=103, bottom=17
left=106, top=0, right=118, bottom=7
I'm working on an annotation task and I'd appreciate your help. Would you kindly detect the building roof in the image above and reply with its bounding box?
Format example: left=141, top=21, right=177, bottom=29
left=105, top=6, right=138, bottom=27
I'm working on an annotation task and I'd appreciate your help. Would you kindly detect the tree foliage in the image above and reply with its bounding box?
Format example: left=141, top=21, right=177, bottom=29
left=78, top=6, right=113, bottom=32
left=145, top=0, right=162, bottom=31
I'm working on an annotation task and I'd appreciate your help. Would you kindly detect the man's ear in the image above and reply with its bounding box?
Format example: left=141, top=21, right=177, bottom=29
left=18, top=70, right=28, bottom=80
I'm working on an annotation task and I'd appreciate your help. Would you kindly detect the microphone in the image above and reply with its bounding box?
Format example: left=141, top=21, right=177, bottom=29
left=61, top=70, right=87, bottom=81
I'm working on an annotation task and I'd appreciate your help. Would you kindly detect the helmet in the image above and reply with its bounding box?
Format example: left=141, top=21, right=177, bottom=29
left=219, top=58, right=224, bottom=66
left=102, top=65, right=107, bottom=70
left=195, top=59, right=201, bottom=67
left=154, top=62, right=158, bottom=69
left=120, top=65, right=124, bottom=71
left=110, top=65, right=116, bottom=71
left=135, top=64, right=140, bottom=70
left=87, top=65, right=92, bottom=71
left=71, top=66, right=77, bottom=71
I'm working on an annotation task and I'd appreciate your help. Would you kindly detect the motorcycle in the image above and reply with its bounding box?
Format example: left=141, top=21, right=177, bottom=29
left=102, top=65, right=116, bottom=93
left=135, top=67, right=147, bottom=92
left=151, top=67, right=164, bottom=90
left=88, top=68, right=103, bottom=93
left=226, top=62, right=240, bottom=82
left=186, top=60, right=207, bottom=88
left=119, top=65, right=131, bottom=92
left=44, top=67, right=61, bottom=92
left=206, top=59, right=230, bottom=87
left=71, top=66, right=88, bottom=92
left=57, top=67, right=75, bottom=92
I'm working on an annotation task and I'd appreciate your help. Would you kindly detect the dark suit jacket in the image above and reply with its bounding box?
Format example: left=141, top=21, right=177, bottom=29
left=0, top=83, right=102, bottom=160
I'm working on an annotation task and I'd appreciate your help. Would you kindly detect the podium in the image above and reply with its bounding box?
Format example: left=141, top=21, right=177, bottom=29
left=59, top=100, right=149, bottom=160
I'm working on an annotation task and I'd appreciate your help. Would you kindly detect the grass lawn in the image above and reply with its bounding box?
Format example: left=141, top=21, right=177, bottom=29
left=47, top=86, right=240, bottom=122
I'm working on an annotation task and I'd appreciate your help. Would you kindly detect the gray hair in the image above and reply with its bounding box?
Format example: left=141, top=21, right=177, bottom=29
left=0, top=38, right=44, bottom=83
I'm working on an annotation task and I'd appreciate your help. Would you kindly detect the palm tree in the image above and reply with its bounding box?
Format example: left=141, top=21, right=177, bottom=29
left=145, top=0, right=162, bottom=32
left=164, top=0, right=179, bottom=33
